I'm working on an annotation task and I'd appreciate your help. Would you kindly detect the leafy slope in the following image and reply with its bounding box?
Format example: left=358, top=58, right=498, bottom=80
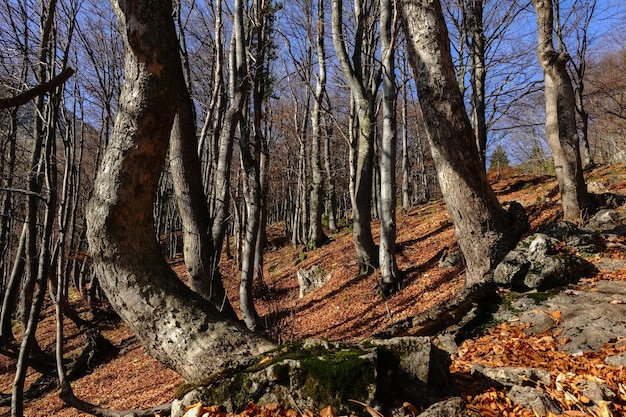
left=0, top=164, right=625, bottom=416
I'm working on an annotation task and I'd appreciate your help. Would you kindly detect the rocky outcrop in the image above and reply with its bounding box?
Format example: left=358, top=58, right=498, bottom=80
left=416, top=397, right=468, bottom=417
left=512, top=280, right=626, bottom=353
left=171, top=337, right=455, bottom=417
left=297, top=265, right=331, bottom=298
left=471, top=364, right=551, bottom=388
left=494, top=219, right=606, bottom=291
left=494, top=232, right=594, bottom=290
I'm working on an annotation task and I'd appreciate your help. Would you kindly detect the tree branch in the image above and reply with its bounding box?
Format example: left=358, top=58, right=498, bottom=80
left=0, top=68, right=75, bottom=110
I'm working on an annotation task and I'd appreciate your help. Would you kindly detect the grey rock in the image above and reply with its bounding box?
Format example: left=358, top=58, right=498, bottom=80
left=528, top=234, right=555, bottom=256
left=371, top=337, right=454, bottom=407
left=515, top=281, right=626, bottom=353
left=172, top=390, right=206, bottom=417
left=471, top=364, right=551, bottom=388
left=436, top=333, right=458, bottom=356
left=588, top=181, right=609, bottom=194
left=297, top=265, right=331, bottom=298
left=495, top=232, right=592, bottom=290
left=506, top=386, right=561, bottom=416
left=172, top=337, right=454, bottom=416
left=494, top=250, right=529, bottom=286
left=518, top=310, right=557, bottom=333
left=417, top=397, right=468, bottom=417
left=538, top=221, right=603, bottom=254
left=605, top=351, right=626, bottom=367
left=577, top=379, right=616, bottom=403
left=586, top=209, right=625, bottom=232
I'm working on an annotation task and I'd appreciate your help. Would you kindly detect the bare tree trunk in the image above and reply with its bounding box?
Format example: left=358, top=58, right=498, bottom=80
left=399, top=0, right=528, bottom=287
left=308, top=0, right=329, bottom=248
left=169, top=0, right=236, bottom=317
left=401, top=56, right=411, bottom=212
left=468, top=0, right=487, bottom=169
left=323, top=119, right=337, bottom=233
left=569, top=0, right=597, bottom=169
left=170, top=82, right=237, bottom=318
left=14, top=50, right=60, bottom=414
left=532, top=0, right=588, bottom=223
left=378, top=0, right=401, bottom=295
left=87, top=0, right=274, bottom=383
left=331, top=0, right=379, bottom=274
left=210, top=32, right=242, bottom=267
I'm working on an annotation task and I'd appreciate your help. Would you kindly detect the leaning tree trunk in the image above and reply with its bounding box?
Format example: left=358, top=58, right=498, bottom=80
left=399, top=0, right=527, bottom=286
left=87, top=0, right=274, bottom=383
left=532, top=0, right=588, bottom=223
left=170, top=86, right=237, bottom=319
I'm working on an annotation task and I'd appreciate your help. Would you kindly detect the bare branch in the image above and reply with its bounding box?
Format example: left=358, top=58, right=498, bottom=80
left=0, top=68, right=75, bottom=110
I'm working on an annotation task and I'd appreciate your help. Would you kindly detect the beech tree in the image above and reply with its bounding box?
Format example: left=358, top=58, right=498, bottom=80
left=331, top=0, right=380, bottom=274
left=86, top=0, right=274, bottom=382
left=532, top=0, right=588, bottom=223
left=378, top=0, right=401, bottom=293
left=309, top=0, right=330, bottom=248
left=444, top=0, right=531, bottom=170
left=398, top=0, right=527, bottom=286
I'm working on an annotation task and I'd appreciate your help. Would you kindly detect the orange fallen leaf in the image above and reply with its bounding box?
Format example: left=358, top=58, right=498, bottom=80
left=319, top=405, right=335, bottom=417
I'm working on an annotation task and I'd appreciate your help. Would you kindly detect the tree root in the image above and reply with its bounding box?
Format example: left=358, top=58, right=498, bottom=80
left=374, top=281, right=499, bottom=339
left=60, top=384, right=172, bottom=417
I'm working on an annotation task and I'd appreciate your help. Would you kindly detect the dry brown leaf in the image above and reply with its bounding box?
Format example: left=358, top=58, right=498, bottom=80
left=402, top=401, right=419, bottom=417
left=183, top=403, right=206, bottom=417
left=319, top=405, right=335, bottom=417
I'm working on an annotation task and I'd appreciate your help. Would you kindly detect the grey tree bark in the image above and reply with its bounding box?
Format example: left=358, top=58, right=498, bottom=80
left=169, top=8, right=236, bottom=317
left=170, top=91, right=237, bottom=318
left=467, top=0, right=487, bottom=169
left=331, top=0, right=379, bottom=274
left=378, top=0, right=401, bottom=294
left=398, top=0, right=528, bottom=286
left=308, top=0, right=330, bottom=248
left=86, top=0, right=274, bottom=383
left=532, top=0, right=588, bottom=223
left=568, top=0, right=597, bottom=168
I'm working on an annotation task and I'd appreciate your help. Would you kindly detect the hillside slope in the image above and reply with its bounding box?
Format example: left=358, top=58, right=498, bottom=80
left=1, top=164, right=625, bottom=416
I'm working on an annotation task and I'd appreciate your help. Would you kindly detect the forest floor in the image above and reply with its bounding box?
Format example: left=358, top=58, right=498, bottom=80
left=1, top=163, right=626, bottom=417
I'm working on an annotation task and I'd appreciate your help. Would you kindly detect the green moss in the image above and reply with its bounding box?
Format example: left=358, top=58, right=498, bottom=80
left=229, top=372, right=256, bottom=409
left=271, top=362, right=291, bottom=384
left=526, top=291, right=550, bottom=303
left=299, top=349, right=375, bottom=407
left=174, top=382, right=196, bottom=400
left=174, top=342, right=375, bottom=414
left=293, top=249, right=307, bottom=265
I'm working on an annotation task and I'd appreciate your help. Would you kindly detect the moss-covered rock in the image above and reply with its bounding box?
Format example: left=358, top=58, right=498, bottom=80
left=171, top=337, right=454, bottom=417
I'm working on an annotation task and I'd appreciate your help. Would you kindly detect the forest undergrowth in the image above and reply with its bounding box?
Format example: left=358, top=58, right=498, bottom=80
left=1, top=163, right=625, bottom=417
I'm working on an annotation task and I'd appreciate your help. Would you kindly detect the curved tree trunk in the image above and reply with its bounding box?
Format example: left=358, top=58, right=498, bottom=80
left=532, top=0, right=588, bottom=223
left=399, top=0, right=528, bottom=287
left=87, top=0, right=273, bottom=383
